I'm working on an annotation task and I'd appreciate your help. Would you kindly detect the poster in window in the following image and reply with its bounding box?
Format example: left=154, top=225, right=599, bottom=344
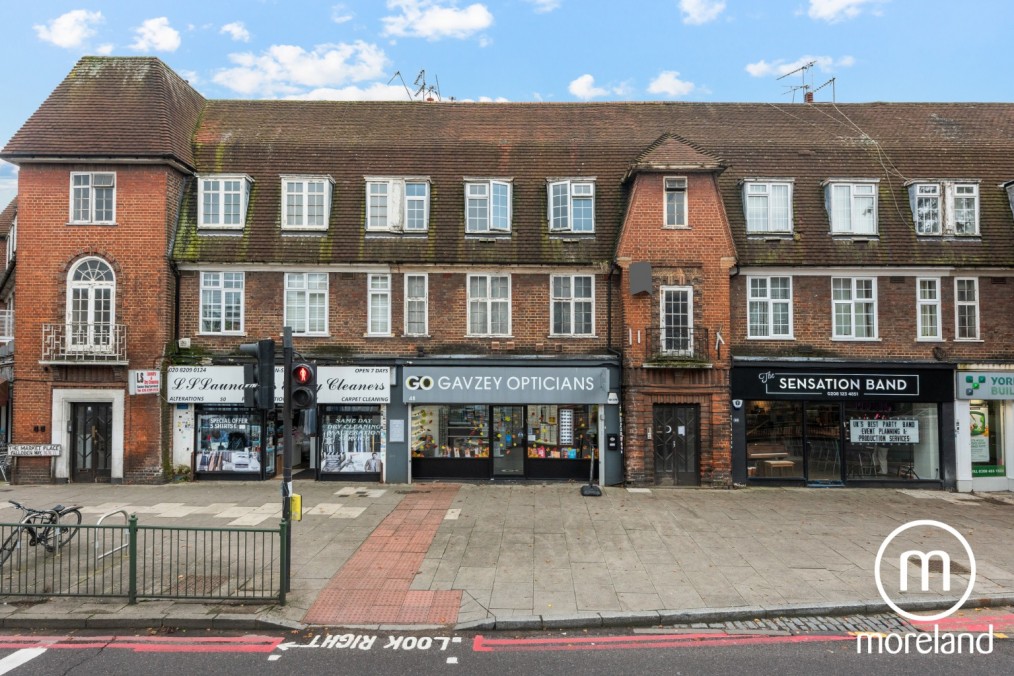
left=196, top=414, right=261, bottom=473
left=321, top=408, right=384, bottom=474
left=969, top=403, right=990, bottom=463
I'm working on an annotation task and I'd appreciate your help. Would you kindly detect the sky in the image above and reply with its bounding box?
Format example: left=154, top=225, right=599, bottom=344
left=2, top=0, right=1014, bottom=209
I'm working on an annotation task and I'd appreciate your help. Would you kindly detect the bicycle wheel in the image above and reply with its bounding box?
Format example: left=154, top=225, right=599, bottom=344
left=55, top=509, right=82, bottom=548
left=26, top=512, right=57, bottom=551
left=0, top=527, right=21, bottom=566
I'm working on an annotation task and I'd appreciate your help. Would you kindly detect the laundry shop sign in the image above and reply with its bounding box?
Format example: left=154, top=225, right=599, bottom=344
left=402, top=366, right=610, bottom=404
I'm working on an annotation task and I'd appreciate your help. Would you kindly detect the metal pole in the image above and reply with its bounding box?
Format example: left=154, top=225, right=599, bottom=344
left=282, top=326, right=293, bottom=592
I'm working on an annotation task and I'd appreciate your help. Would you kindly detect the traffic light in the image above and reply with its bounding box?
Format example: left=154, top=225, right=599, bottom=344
left=240, top=339, right=276, bottom=410
left=291, top=362, right=317, bottom=410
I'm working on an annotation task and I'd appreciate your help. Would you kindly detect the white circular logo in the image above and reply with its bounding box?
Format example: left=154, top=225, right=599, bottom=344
left=405, top=375, right=434, bottom=391
left=874, top=519, right=976, bottom=622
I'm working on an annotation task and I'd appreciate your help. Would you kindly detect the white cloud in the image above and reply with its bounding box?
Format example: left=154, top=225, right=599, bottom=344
left=808, top=0, right=884, bottom=23
left=178, top=69, right=200, bottom=85
left=212, top=42, right=390, bottom=97
left=679, top=0, right=725, bottom=25
left=745, top=54, right=855, bottom=78
left=0, top=161, right=17, bottom=209
left=526, top=0, right=561, bottom=12
left=221, top=22, right=251, bottom=42
left=34, top=10, right=103, bottom=49
left=568, top=74, right=608, bottom=100
left=382, top=0, right=493, bottom=41
left=331, top=4, right=355, bottom=23
left=130, top=17, right=181, bottom=52
left=648, top=71, right=696, bottom=97
left=96, top=43, right=114, bottom=55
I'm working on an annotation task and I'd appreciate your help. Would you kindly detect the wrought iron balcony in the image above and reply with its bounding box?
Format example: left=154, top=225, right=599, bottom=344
left=41, top=323, right=128, bottom=364
left=643, top=326, right=711, bottom=366
left=0, top=309, right=11, bottom=342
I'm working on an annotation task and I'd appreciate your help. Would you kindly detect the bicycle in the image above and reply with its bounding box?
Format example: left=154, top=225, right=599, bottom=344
left=0, top=500, right=83, bottom=566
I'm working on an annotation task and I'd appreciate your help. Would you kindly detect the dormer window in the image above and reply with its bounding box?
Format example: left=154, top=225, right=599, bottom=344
left=198, top=175, right=252, bottom=230
left=548, top=179, right=595, bottom=233
left=908, top=181, right=979, bottom=236
left=743, top=180, right=792, bottom=233
left=366, top=177, right=430, bottom=232
left=826, top=180, right=878, bottom=235
left=465, top=180, right=512, bottom=233
left=282, top=176, right=333, bottom=231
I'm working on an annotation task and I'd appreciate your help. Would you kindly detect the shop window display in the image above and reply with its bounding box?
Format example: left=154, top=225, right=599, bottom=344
left=744, top=400, right=940, bottom=481
left=412, top=405, right=490, bottom=458
left=320, top=406, right=384, bottom=474
left=196, top=411, right=262, bottom=474
left=527, top=405, right=597, bottom=460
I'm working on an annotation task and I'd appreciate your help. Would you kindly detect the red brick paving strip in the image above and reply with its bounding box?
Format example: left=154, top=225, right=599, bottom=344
left=303, top=484, right=462, bottom=626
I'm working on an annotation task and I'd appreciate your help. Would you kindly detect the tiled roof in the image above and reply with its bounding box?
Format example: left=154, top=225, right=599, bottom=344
left=7, top=58, right=1014, bottom=268
left=174, top=99, right=1014, bottom=268
left=0, top=197, right=14, bottom=238
left=629, top=134, right=723, bottom=172
left=1, top=57, right=203, bottom=170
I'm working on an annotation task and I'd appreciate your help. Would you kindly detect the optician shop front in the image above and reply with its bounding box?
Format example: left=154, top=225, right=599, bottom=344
left=731, top=362, right=955, bottom=487
left=167, top=364, right=391, bottom=482
left=402, top=361, right=621, bottom=483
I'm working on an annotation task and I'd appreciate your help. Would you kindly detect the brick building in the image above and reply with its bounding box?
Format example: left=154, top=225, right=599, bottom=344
left=2, top=57, right=1013, bottom=491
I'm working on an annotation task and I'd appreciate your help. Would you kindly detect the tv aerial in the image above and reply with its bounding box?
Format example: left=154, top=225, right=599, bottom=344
left=778, top=60, right=815, bottom=102
left=388, top=69, right=443, bottom=101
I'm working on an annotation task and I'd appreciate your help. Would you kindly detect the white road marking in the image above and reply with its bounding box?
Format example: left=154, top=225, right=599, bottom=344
left=447, top=657, right=458, bottom=664
left=444, top=509, right=461, bottom=520
left=0, top=648, right=46, bottom=674
left=267, top=655, right=281, bottom=661
left=227, top=514, right=273, bottom=526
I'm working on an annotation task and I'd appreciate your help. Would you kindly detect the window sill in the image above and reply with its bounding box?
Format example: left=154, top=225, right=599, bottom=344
left=466, top=334, right=514, bottom=339
left=954, top=338, right=984, bottom=343
left=746, top=335, right=795, bottom=341
left=547, top=334, right=598, bottom=339
left=402, top=334, right=431, bottom=338
left=67, top=221, right=118, bottom=227
left=290, top=333, right=330, bottom=338
left=549, top=233, right=595, bottom=240
left=746, top=231, right=792, bottom=238
left=365, top=230, right=429, bottom=236
left=465, top=233, right=511, bottom=239
left=197, top=332, right=247, bottom=337
left=829, top=234, right=879, bottom=241
left=196, top=227, right=244, bottom=235
left=830, top=337, right=882, bottom=342
left=281, top=227, right=328, bottom=235
left=662, top=225, right=691, bottom=230
left=364, top=333, right=393, bottom=338
left=915, top=338, right=945, bottom=343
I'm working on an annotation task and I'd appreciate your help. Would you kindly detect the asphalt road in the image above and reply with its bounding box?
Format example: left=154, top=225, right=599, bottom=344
left=0, top=627, right=1010, bottom=676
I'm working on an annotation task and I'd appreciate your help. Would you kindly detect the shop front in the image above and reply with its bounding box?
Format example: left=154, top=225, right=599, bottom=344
left=955, top=368, right=1014, bottom=492
left=731, top=362, right=955, bottom=487
left=168, top=364, right=390, bottom=481
left=404, top=363, right=619, bottom=482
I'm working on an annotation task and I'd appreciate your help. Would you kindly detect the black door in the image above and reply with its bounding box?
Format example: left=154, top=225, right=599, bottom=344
left=71, top=402, right=112, bottom=482
left=653, top=404, right=699, bottom=486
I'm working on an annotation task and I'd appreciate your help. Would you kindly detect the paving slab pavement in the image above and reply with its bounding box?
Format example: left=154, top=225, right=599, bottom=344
left=0, top=480, right=1012, bottom=631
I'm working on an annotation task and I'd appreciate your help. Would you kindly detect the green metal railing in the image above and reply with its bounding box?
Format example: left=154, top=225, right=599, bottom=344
left=0, top=517, right=287, bottom=605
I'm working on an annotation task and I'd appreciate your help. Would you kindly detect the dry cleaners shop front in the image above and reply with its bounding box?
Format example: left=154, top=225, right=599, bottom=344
left=404, top=364, right=619, bottom=482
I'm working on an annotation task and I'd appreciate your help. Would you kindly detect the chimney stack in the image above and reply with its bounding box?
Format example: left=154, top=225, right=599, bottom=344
left=804, top=91, right=814, bottom=104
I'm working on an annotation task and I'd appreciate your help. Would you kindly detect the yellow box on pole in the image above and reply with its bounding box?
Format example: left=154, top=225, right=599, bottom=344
left=290, top=494, right=302, bottom=521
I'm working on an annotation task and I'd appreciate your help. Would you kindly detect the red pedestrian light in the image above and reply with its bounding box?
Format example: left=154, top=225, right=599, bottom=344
left=293, top=364, right=312, bottom=385
left=290, top=362, right=317, bottom=410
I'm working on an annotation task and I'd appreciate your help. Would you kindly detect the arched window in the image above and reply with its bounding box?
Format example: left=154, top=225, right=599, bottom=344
left=66, top=257, right=115, bottom=350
